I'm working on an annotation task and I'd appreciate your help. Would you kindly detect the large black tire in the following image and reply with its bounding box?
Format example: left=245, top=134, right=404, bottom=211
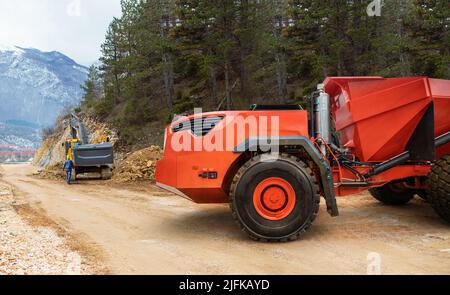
left=369, top=183, right=415, bottom=205
left=427, top=155, right=450, bottom=223
left=230, top=154, right=320, bottom=242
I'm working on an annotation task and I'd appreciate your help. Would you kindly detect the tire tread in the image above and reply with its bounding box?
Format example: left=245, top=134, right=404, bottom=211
left=427, top=155, right=450, bottom=223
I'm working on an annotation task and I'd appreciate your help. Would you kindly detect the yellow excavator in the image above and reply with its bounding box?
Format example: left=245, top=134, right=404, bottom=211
left=63, top=115, right=114, bottom=180
left=64, top=139, right=81, bottom=162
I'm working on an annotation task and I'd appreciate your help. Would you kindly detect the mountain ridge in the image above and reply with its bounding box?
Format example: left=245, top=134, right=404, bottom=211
left=0, top=44, right=88, bottom=153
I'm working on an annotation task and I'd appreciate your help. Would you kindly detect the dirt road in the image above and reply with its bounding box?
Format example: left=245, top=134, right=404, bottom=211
left=1, top=163, right=450, bottom=275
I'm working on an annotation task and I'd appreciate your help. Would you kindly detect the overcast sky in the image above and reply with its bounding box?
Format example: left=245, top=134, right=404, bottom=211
left=0, top=0, right=122, bottom=66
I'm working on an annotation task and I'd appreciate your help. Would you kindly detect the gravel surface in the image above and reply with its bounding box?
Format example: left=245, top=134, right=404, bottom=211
left=2, top=164, right=450, bottom=275
left=0, top=183, right=88, bottom=275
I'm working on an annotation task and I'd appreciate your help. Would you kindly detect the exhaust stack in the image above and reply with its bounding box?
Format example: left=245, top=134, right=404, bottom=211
left=315, top=84, right=331, bottom=154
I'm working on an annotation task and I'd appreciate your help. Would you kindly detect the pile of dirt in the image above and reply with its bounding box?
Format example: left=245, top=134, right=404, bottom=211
left=34, top=164, right=65, bottom=181
left=112, top=146, right=163, bottom=183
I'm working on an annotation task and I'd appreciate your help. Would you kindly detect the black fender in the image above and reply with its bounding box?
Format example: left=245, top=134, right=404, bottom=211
left=234, top=136, right=339, bottom=217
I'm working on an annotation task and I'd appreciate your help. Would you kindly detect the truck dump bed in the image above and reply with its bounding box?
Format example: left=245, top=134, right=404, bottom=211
left=72, top=142, right=114, bottom=167
left=324, top=77, right=450, bottom=162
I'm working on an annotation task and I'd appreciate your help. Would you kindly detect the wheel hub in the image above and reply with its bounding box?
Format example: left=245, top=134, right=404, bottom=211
left=253, top=178, right=296, bottom=221
left=262, top=186, right=287, bottom=211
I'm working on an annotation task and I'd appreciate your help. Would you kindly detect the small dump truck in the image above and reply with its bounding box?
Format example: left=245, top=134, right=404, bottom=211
left=156, top=76, right=450, bottom=241
left=64, top=115, right=114, bottom=180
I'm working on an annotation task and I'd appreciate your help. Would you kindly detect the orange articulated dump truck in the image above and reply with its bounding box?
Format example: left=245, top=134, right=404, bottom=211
left=156, top=77, right=450, bottom=242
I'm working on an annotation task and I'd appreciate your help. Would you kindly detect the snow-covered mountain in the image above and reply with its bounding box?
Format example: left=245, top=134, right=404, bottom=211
left=0, top=44, right=88, bottom=150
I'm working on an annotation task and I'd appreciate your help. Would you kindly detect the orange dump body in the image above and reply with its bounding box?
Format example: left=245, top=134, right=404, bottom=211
left=325, top=77, right=450, bottom=162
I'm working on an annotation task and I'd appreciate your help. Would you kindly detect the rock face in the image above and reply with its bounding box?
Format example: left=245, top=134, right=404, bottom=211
left=33, top=124, right=71, bottom=170
left=0, top=44, right=88, bottom=153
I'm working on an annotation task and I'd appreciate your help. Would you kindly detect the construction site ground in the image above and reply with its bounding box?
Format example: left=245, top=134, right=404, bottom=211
left=1, top=163, right=449, bottom=275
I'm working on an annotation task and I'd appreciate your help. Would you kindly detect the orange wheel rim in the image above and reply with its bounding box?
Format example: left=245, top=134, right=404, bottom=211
left=253, top=177, right=296, bottom=221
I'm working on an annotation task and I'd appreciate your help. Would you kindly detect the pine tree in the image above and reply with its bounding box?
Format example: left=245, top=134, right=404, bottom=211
left=81, top=65, right=103, bottom=104
left=408, top=0, right=450, bottom=78
left=101, top=18, right=123, bottom=105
